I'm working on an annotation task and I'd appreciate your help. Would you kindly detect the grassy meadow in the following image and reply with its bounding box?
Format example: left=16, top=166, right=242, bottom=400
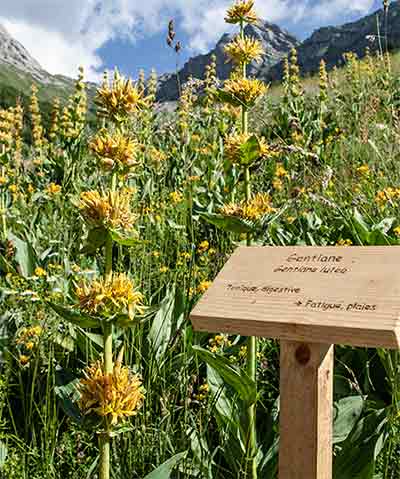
left=0, top=2, right=400, bottom=478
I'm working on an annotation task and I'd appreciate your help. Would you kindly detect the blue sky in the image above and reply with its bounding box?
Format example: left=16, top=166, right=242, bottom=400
left=99, top=0, right=385, bottom=78
left=0, top=0, right=386, bottom=81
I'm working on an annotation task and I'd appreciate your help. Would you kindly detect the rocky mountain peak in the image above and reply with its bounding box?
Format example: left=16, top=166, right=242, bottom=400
left=266, top=1, right=400, bottom=81
left=157, top=19, right=299, bottom=102
left=0, top=23, right=48, bottom=82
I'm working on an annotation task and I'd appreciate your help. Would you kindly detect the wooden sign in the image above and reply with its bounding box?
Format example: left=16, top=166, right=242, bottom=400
left=190, top=246, right=400, bottom=479
left=191, top=246, right=400, bottom=349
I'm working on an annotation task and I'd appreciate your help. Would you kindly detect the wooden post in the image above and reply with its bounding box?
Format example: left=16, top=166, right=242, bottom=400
left=279, top=341, right=334, bottom=479
left=190, top=246, right=400, bottom=477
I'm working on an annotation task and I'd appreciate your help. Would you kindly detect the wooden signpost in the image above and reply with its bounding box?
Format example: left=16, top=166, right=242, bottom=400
left=190, top=246, right=400, bottom=479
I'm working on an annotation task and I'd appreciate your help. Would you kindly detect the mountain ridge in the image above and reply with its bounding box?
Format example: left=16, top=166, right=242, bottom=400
left=0, top=3, right=399, bottom=106
left=266, top=1, right=400, bottom=81
left=157, top=20, right=299, bottom=102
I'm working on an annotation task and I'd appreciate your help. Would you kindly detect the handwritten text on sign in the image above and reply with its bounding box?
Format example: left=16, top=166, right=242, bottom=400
left=190, top=246, right=400, bottom=349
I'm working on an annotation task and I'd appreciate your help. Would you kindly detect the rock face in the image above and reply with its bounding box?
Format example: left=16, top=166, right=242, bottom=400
left=267, top=1, right=400, bottom=81
left=157, top=20, right=299, bottom=102
left=0, top=24, right=48, bottom=82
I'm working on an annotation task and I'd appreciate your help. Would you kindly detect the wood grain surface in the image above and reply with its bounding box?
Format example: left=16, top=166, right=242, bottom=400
left=190, top=246, right=400, bottom=348
left=279, top=341, right=333, bottom=479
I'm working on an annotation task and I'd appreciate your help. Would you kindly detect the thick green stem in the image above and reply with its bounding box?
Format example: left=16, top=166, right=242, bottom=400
left=100, top=234, right=114, bottom=479
left=243, top=165, right=257, bottom=479
left=240, top=19, right=257, bottom=479
left=245, top=334, right=257, bottom=478
left=99, top=435, right=110, bottom=479
left=105, top=234, right=113, bottom=283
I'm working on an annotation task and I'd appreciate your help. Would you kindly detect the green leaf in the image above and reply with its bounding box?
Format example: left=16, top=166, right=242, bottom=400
left=0, top=254, right=15, bottom=274
left=201, top=212, right=255, bottom=234
left=86, top=456, right=99, bottom=479
left=109, top=424, right=135, bottom=437
left=207, top=365, right=245, bottom=474
left=258, top=437, right=279, bottom=478
left=0, top=441, right=7, bottom=470
left=80, top=227, right=107, bottom=254
left=351, top=209, right=371, bottom=244
left=143, top=452, right=187, bottom=479
left=207, top=365, right=238, bottom=429
left=216, top=89, right=244, bottom=107
left=333, top=396, right=364, bottom=444
left=333, top=408, right=388, bottom=479
left=48, top=302, right=101, bottom=329
left=114, top=313, right=143, bottom=328
left=81, top=331, right=104, bottom=348
left=239, top=135, right=262, bottom=166
left=110, top=229, right=140, bottom=246
left=54, top=367, right=82, bottom=423
left=148, top=287, right=175, bottom=361
left=193, top=345, right=257, bottom=405
left=8, top=232, right=37, bottom=277
left=52, top=332, right=75, bottom=352
left=374, top=217, right=395, bottom=234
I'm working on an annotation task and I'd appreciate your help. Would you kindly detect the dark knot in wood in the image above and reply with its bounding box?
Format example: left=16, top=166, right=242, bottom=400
left=295, top=344, right=311, bottom=365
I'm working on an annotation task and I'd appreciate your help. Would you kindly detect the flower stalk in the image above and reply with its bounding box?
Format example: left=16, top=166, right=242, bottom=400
left=100, top=234, right=114, bottom=479
left=240, top=12, right=257, bottom=479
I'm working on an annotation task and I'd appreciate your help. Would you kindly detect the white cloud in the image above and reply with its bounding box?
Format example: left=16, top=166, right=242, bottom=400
left=0, top=0, right=379, bottom=79
left=0, top=17, right=104, bottom=81
left=309, top=0, right=376, bottom=21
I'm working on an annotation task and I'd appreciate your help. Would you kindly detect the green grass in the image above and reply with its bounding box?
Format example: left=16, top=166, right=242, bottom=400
left=0, top=47, right=399, bottom=479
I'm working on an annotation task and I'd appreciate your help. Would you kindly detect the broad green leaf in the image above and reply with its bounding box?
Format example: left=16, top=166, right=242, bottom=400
left=113, top=309, right=151, bottom=328
left=193, top=345, right=257, bottom=405
left=109, top=424, right=135, bottom=437
left=143, top=452, right=187, bottom=479
left=52, top=332, right=75, bottom=352
left=8, top=232, right=37, bottom=277
left=216, top=88, right=261, bottom=108
left=374, top=217, right=395, bottom=234
left=54, top=367, right=82, bottom=423
left=352, top=209, right=371, bottom=244
left=201, top=212, right=255, bottom=234
left=207, top=364, right=238, bottom=429
left=0, top=441, right=7, bottom=469
left=148, top=287, right=175, bottom=361
left=80, top=227, right=107, bottom=254
left=258, top=437, right=279, bottom=478
left=333, top=408, right=388, bottom=479
left=48, top=302, right=101, bottom=329
left=239, top=135, right=263, bottom=166
left=333, top=396, right=364, bottom=444
left=110, top=229, right=140, bottom=246
left=81, top=331, right=104, bottom=348
left=216, top=89, right=245, bottom=108
left=187, top=425, right=215, bottom=479
left=207, top=365, right=246, bottom=474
